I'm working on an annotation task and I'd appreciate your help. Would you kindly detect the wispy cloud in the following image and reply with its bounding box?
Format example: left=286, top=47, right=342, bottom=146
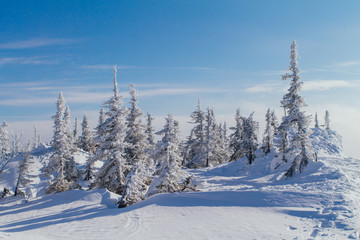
left=244, top=82, right=282, bottom=93
left=138, top=87, right=229, bottom=97
left=0, top=38, right=77, bottom=49
left=302, top=80, right=360, bottom=91
left=0, top=57, right=57, bottom=66
left=80, top=64, right=135, bottom=70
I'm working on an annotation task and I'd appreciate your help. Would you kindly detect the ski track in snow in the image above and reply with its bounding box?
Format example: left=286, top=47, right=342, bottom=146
left=0, top=144, right=360, bottom=239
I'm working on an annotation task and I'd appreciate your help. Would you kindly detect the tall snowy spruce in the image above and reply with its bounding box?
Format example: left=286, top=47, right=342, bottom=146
left=229, top=109, right=244, bottom=161
left=80, top=115, right=95, bottom=153
left=262, top=108, right=276, bottom=154
left=324, top=110, right=330, bottom=130
left=147, top=114, right=183, bottom=197
left=124, top=84, right=150, bottom=167
left=118, top=159, right=150, bottom=208
left=46, top=92, right=80, bottom=193
left=279, top=41, right=313, bottom=178
left=204, top=108, right=225, bottom=166
left=145, top=112, right=155, bottom=146
left=184, top=101, right=207, bottom=168
left=14, top=141, right=32, bottom=197
left=241, top=113, right=259, bottom=164
left=314, top=112, right=319, bottom=128
left=0, top=121, right=12, bottom=172
left=93, top=66, right=129, bottom=194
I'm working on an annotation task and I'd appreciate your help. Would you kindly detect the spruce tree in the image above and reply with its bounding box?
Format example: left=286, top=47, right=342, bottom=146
left=146, top=114, right=183, bottom=197
left=80, top=115, right=95, bottom=153
left=280, top=41, right=312, bottom=178
left=46, top=92, right=80, bottom=193
left=145, top=113, right=155, bottom=146
left=229, top=109, right=244, bottom=161
left=185, top=101, right=207, bottom=168
left=93, top=66, right=129, bottom=194
left=0, top=121, right=11, bottom=163
left=314, top=112, right=319, bottom=128
left=241, top=113, right=259, bottom=164
left=15, top=141, right=32, bottom=197
left=262, top=108, right=274, bottom=154
left=324, top=110, right=330, bottom=130
left=124, top=84, right=149, bottom=168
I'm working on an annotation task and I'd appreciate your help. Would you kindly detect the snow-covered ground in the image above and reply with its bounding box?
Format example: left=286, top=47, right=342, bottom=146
left=0, top=130, right=359, bottom=239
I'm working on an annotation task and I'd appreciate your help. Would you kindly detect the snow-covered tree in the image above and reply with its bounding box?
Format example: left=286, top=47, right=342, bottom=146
left=262, top=108, right=275, bottom=154
left=124, top=84, right=149, bottom=168
left=185, top=101, right=207, bottom=168
left=314, top=112, right=319, bottom=128
left=93, top=66, right=129, bottom=194
left=145, top=113, right=155, bottom=146
left=118, top=161, right=150, bottom=208
left=46, top=92, right=79, bottom=193
left=73, top=117, right=79, bottom=146
left=325, top=110, right=330, bottom=130
left=33, top=125, right=38, bottom=150
left=204, top=108, right=224, bottom=166
left=218, top=122, right=230, bottom=163
left=14, top=141, right=32, bottom=197
left=280, top=41, right=312, bottom=178
left=0, top=121, right=11, bottom=162
left=229, top=109, right=244, bottom=161
left=147, top=114, right=183, bottom=196
left=241, top=113, right=259, bottom=164
left=80, top=115, right=95, bottom=153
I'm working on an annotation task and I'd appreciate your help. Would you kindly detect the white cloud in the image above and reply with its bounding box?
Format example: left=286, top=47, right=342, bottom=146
left=80, top=64, right=135, bottom=70
left=0, top=38, right=77, bottom=49
left=302, top=80, right=360, bottom=91
left=138, top=88, right=230, bottom=97
left=0, top=57, right=56, bottom=66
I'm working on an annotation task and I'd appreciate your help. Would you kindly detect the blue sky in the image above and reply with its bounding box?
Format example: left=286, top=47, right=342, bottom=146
left=1, top=1, right=360, bottom=157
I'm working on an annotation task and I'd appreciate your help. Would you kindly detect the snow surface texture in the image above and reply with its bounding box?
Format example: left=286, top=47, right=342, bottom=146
left=0, top=130, right=359, bottom=239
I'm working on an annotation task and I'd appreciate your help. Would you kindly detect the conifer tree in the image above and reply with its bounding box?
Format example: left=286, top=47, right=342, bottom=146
left=229, top=109, right=244, bottom=161
left=46, top=92, right=80, bottom=193
left=145, top=113, right=155, bottom=146
left=0, top=121, right=11, bottom=163
left=280, top=41, right=312, bottom=178
left=241, top=113, right=259, bottom=164
left=15, top=141, right=32, bottom=197
left=262, top=108, right=274, bottom=154
left=185, top=101, right=207, bottom=168
left=33, top=125, right=38, bottom=150
left=314, top=112, right=319, bottom=128
left=80, top=115, right=95, bottom=153
left=73, top=117, right=79, bottom=146
left=118, top=159, right=150, bottom=208
left=124, top=84, right=149, bottom=168
left=146, top=114, right=183, bottom=197
left=218, top=122, right=230, bottom=163
left=325, top=110, right=330, bottom=130
left=204, top=108, right=224, bottom=166
left=93, top=66, right=129, bottom=194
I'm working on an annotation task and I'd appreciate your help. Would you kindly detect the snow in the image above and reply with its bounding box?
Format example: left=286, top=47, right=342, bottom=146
left=0, top=129, right=360, bottom=239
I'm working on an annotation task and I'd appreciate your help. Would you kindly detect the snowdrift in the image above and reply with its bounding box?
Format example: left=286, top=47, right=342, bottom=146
left=0, top=129, right=359, bottom=239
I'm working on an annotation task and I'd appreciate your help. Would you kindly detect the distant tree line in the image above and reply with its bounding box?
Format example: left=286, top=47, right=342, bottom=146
left=0, top=41, right=333, bottom=205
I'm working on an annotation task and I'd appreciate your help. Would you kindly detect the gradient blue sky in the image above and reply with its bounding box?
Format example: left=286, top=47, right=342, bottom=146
left=1, top=1, right=360, bottom=157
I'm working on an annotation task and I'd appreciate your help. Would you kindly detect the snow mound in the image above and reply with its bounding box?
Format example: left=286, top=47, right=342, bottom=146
left=310, top=128, right=343, bottom=157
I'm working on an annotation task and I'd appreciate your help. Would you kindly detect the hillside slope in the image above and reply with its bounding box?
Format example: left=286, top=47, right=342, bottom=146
left=0, top=129, right=359, bottom=239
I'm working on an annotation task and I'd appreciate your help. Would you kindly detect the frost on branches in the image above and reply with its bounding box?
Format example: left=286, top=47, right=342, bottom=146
left=46, top=92, right=80, bottom=193
left=184, top=101, right=207, bottom=168
left=278, top=41, right=313, bottom=178
left=93, top=66, right=129, bottom=195
left=124, top=84, right=150, bottom=167
left=147, top=114, right=184, bottom=197
left=229, top=109, right=244, bottom=161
